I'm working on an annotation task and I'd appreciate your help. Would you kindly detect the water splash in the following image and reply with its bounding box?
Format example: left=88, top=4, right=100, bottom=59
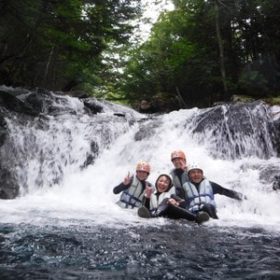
left=0, top=98, right=280, bottom=231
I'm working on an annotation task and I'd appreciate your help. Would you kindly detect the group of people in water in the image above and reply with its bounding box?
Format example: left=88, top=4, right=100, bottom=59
left=113, top=150, right=245, bottom=224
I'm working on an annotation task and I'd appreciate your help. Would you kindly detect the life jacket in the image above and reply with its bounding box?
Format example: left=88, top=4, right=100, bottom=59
left=170, top=169, right=189, bottom=197
left=149, top=187, right=175, bottom=212
left=116, top=175, right=147, bottom=209
left=182, top=179, right=216, bottom=213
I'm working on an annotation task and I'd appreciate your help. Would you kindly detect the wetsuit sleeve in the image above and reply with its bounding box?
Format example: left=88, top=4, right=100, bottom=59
left=175, top=187, right=186, bottom=199
left=170, top=194, right=187, bottom=208
left=171, top=194, right=184, bottom=202
left=142, top=196, right=150, bottom=209
left=211, top=181, right=243, bottom=200
left=113, top=182, right=131, bottom=194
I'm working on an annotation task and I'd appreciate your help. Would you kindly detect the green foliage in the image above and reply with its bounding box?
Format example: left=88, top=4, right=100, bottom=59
left=121, top=1, right=221, bottom=107
left=120, top=0, right=280, bottom=108
left=0, top=0, right=141, bottom=91
left=239, top=70, right=268, bottom=97
left=1, top=0, right=280, bottom=107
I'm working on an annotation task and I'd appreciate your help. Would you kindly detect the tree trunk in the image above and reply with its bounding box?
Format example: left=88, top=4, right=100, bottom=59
left=214, top=0, right=228, bottom=98
left=43, top=45, right=55, bottom=86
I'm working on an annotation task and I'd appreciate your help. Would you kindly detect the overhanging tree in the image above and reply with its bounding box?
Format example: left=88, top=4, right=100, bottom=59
left=0, top=0, right=141, bottom=91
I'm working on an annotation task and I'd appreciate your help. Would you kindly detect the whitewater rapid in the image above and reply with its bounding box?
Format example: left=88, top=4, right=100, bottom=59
left=1, top=108, right=280, bottom=232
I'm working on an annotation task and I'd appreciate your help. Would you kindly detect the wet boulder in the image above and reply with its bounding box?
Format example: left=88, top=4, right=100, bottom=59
left=270, top=118, right=280, bottom=155
left=82, top=98, right=103, bottom=114
left=272, top=175, right=280, bottom=191
left=190, top=101, right=277, bottom=159
left=25, top=89, right=80, bottom=115
left=0, top=165, right=19, bottom=199
left=0, top=113, right=7, bottom=147
left=0, top=90, right=38, bottom=115
left=81, top=141, right=99, bottom=169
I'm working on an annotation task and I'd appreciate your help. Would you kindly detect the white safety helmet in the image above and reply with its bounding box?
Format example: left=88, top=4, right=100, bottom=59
left=136, top=161, right=151, bottom=174
left=187, top=162, right=203, bottom=174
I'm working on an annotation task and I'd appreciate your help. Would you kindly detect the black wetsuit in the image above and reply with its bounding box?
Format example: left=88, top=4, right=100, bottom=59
left=113, top=177, right=150, bottom=209
left=172, top=169, right=188, bottom=190
left=173, top=169, right=185, bottom=185
left=143, top=194, right=197, bottom=221
left=176, top=181, right=243, bottom=219
left=113, top=180, right=146, bottom=194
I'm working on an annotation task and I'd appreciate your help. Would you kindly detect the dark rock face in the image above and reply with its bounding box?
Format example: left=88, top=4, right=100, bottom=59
left=272, top=175, right=280, bottom=191
left=270, top=118, right=280, bottom=155
left=81, top=141, right=99, bottom=169
left=134, top=118, right=162, bottom=141
left=0, top=166, right=19, bottom=199
left=189, top=101, right=278, bottom=159
left=0, top=113, right=7, bottom=147
left=25, top=90, right=79, bottom=115
left=0, top=90, right=37, bottom=115
left=0, top=88, right=104, bottom=117
left=83, top=98, right=103, bottom=114
left=0, top=133, right=21, bottom=199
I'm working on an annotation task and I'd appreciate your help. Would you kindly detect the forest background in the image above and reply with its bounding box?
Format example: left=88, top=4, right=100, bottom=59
left=1, top=0, right=280, bottom=110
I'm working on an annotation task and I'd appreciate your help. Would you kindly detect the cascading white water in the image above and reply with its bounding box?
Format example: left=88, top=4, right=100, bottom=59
left=1, top=103, right=280, bottom=231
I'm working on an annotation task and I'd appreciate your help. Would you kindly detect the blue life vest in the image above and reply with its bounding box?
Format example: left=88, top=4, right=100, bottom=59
left=117, top=175, right=146, bottom=209
left=182, top=179, right=216, bottom=213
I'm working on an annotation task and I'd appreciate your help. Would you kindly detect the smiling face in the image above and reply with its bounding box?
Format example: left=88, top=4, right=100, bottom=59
left=188, top=169, right=203, bottom=184
left=156, top=175, right=171, bottom=193
left=136, top=170, right=149, bottom=181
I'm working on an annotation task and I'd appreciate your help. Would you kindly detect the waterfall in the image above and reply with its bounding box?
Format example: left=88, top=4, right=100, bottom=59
left=0, top=89, right=280, bottom=231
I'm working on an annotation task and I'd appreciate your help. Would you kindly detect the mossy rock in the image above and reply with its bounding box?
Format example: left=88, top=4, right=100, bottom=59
left=231, top=94, right=255, bottom=103
left=264, top=96, right=280, bottom=105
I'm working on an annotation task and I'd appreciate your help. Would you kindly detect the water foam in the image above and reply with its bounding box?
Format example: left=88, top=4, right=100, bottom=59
left=1, top=106, right=280, bottom=231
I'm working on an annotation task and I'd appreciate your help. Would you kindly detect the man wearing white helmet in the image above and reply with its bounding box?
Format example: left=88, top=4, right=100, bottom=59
left=178, top=163, right=245, bottom=221
left=113, top=161, right=153, bottom=209
left=170, top=150, right=189, bottom=194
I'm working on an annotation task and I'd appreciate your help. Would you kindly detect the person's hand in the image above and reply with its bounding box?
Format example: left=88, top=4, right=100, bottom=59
left=123, top=172, right=132, bottom=186
left=168, top=198, right=179, bottom=206
left=145, top=184, right=153, bottom=198
left=237, top=192, right=247, bottom=201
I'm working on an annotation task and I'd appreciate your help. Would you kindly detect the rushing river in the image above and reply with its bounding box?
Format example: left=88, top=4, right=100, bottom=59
left=1, top=222, right=279, bottom=279
left=0, top=94, right=280, bottom=279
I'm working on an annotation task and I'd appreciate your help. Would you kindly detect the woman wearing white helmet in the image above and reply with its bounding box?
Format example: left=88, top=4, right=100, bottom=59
left=113, top=161, right=153, bottom=209
left=179, top=163, right=245, bottom=221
